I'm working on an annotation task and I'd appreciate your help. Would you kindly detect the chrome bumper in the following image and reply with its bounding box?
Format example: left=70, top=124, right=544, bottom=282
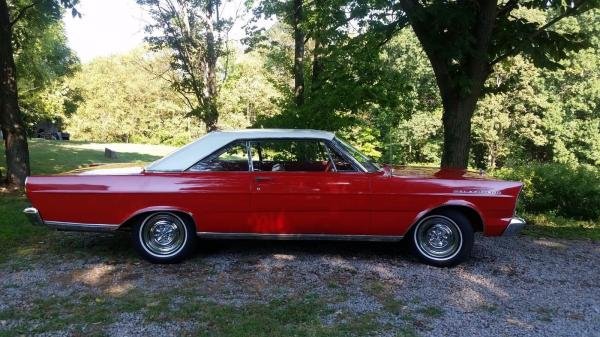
left=23, top=207, right=44, bottom=226
left=503, top=217, right=526, bottom=236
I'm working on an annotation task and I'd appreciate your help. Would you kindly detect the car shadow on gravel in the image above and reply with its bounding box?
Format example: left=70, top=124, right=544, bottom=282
left=7, top=231, right=420, bottom=268
left=196, top=238, right=416, bottom=261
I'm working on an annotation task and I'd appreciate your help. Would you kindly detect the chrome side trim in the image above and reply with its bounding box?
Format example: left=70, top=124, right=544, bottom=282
left=502, top=217, right=526, bottom=236
left=196, top=232, right=404, bottom=242
left=44, top=221, right=119, bottom=233
left=23, top=207, right=119, bottom=232
left=23, top=207, right=43, bottom=226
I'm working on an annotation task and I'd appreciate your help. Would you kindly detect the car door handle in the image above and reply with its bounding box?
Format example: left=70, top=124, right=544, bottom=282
left=255, top=176, right=272, bottom=182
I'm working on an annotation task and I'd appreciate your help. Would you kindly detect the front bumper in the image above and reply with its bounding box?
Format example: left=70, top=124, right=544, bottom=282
left=23, top=207, right=44, bottom=226
left=502, top=217, right=526, bottom=236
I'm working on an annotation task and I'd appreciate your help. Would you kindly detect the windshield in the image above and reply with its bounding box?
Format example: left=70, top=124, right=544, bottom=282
left=333, top=137, right=380, bottom=172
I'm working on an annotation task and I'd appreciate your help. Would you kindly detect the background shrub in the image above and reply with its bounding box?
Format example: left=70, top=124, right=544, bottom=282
left=494, top=163, right=600, bottom=220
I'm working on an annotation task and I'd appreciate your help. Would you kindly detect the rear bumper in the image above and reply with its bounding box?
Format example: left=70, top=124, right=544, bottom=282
left=502, top=217, right=526, bottom=236
left=22, top=207, right=118, bottom=233
left=23, top=207, right=44, bottom=226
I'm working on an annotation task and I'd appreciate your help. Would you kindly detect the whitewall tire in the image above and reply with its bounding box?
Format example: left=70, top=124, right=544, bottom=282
left=132, top=212, right=196, bottom=263
left=410, top=210, right=474, bottom=267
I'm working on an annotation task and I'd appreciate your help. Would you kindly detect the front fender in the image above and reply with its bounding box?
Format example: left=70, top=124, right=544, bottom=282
left=406, top=200, right=485, bottom=235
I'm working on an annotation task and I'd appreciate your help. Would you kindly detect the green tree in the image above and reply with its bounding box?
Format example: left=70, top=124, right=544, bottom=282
left=541, top=10, right=600, bottom=166
left=65, top=48, right=203, bottom=145
left=217, top=50, right=282, bottom=129
left=398, top=0, right=599, bottom=169
left=14, top=20, right=79, bottom=132
left=249, top=0, right=405, bottom=130
left=138, top=0, right=234, bottom=132
left=471, top=56, right=550, bottom=169
left=470, top=8, right=600, bottom=169
left=0, top=0, right=78, bottom=187
left=372, top=28, right=442, bottom=164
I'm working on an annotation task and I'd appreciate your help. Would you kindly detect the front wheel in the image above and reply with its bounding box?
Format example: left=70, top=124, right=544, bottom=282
left=410, top=210, right=474, bottom=267
left=132, top=212, right=196, bottom=263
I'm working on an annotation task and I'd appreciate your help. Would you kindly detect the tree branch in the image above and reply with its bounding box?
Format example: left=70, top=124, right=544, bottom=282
left=9, top=1, right=37, bottom=27
left=137, top=55, right=196, bottom=110
left=490, top=0, right=590, bottom=67
left=467, top=0, right=497, bottom=85
left=535, top=0, right=588, bottom=33
left=375, top=16, right=409, bottom=48
left=497, top=0, right=518, bottom=18
left=400, top=0, right=453, bottom=99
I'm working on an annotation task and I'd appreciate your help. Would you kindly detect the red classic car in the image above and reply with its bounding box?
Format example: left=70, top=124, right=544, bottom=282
left=23, top=129, right=525, bottom=266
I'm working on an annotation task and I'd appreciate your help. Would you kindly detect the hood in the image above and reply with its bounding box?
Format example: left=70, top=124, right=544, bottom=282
left=65, top=163, right=145, bottom=176
left=386, top=165, right=497, bottom=180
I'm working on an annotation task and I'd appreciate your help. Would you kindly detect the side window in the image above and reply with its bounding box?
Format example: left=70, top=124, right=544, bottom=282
left=326, top=145, right=356, bottom=172
left=189, top=142, right=249, bottom=172
left=250, top=139, right=330, bottom=172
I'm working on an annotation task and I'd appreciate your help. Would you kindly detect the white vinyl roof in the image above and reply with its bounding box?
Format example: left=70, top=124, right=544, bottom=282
left=146, top=129, right=336, bottom=171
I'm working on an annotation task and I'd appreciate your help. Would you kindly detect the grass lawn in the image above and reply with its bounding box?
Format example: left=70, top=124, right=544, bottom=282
left=521, top=213, right=600, bottom=241
left=0, top=139, right=174, bottom=175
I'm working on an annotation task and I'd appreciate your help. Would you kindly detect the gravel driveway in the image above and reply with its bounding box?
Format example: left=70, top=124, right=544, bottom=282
left=0, top=234, right=599, bottom=337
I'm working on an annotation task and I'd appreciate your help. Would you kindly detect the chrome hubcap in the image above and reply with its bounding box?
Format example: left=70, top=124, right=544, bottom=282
left=141, top=214, right=186, bottom=256
left=416, top=216, right=462, bottom=260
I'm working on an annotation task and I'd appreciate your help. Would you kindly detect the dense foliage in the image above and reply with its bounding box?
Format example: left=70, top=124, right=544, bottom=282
left=14, top=19, right=78, bottom=129
left=65, top=49, right=203, bottom=145
left=54, top=8, right=599, bottom=170
left=374, top=9, right=600, bottom=169
left=137, top=0, right=232, bottom=132
left=495, top=164, right=600, bottom=220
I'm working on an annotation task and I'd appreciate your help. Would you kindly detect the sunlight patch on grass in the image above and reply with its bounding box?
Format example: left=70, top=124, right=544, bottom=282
left=60, top=142, right=175, bottom=157
left=522, top=213, right=599, bottom=241
left=1, top=139, right=174, bottom=175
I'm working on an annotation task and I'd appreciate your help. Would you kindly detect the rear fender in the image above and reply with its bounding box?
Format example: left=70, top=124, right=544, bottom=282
left=120, top=206, right=196, bottom=229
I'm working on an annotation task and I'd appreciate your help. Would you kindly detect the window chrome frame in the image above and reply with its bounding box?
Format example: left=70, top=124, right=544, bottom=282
left=326, top=138, right=368, bottom=173
left=186, top=140, right=251, bottom=172
left=184, top=137, right=367, bottom=173
left=323, top=142, right=338, bottom=172
left=247, top=138, right=361, bottom=173
left=245, top=140, right=254, bottom=172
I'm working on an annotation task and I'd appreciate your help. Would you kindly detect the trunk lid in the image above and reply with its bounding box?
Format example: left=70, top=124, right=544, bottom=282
left=64, top=163, right=145, bottom=176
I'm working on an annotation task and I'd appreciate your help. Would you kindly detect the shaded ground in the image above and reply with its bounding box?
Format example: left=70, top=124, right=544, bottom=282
left=0, top=233, right=598, bottom=337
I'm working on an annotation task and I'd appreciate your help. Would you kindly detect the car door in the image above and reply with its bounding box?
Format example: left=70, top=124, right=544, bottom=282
left=248, top=139, right=371, bottom=235
left=183, top=141, right=253, bottom=233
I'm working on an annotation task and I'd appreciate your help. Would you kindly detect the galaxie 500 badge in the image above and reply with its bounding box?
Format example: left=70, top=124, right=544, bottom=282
left=453, top=189, right=501, bottom=195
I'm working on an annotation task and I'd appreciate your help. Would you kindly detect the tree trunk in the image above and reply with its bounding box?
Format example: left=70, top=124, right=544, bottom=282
left=204, top=0, right=219, bottom=132
left=440, top=94, right=478, bottom=169
left=311, top=36, right=323, bottom=92
left=292, top=0, right=305, bottom=107
left=440, top=0, right=496, bottom=169
left=0, top=0, right=30, bottom=187
left=400, top=0, right=497, bottom=170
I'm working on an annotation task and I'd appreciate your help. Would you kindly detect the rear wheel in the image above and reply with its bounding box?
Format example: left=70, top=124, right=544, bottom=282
left=410, top=210, right=474, bottom=267
left=132, top=212, right=196, bottom=263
